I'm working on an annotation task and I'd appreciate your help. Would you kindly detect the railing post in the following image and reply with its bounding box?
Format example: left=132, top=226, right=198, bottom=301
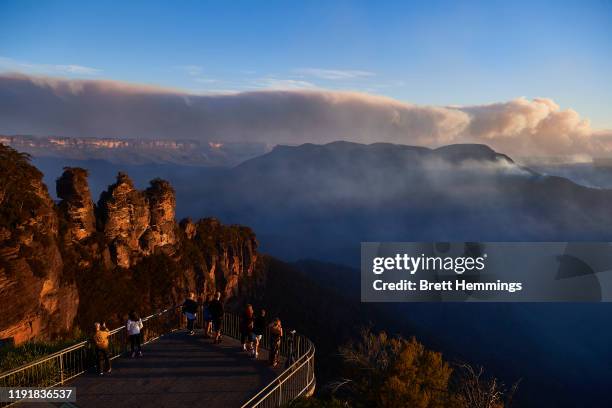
left=59, top=355, right=64, bottom=385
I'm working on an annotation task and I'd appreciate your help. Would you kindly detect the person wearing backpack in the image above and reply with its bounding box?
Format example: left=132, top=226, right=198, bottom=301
left=127, top=311, right=144, bottom=358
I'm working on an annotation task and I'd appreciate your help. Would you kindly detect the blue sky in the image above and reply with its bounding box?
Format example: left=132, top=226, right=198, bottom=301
left=1, top=0, right=611, bottom=128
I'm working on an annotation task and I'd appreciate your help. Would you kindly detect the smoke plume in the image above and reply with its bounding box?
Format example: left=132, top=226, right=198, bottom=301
left=1, top=73, right=610, bottom=159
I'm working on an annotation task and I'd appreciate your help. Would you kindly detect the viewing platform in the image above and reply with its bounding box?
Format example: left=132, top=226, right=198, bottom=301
left=27, top=331, right=277, bottom=407
left=1, top=309, right=316, bottom=408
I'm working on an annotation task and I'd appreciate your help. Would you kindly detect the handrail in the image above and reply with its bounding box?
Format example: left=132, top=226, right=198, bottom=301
left=0, top=307, right=184, bottom=407
left=0, top=309, right=166, bottom=380
left=0, top=304, right=316, bottom=408
left=241, top=332, right=316, bottom=408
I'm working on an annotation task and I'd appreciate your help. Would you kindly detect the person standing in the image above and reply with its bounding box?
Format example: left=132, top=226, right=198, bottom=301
left=94, top=322, right=111, bottom=375
left=203, top=295, right=213, bottom=338
left=208, top=292, right=224, bottom=344
left=240, top=304, right=255, bottom=353
left=182, top=292, right=198, bottom=335
left=253, top=309, right=267, bottom=359
left=268, top=318, right=283, bottom=368
left=127, top=311, right=143, bottom=358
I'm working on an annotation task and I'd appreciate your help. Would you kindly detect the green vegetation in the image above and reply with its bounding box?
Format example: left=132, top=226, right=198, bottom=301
left=0, top=144, right=47, bottom=232
left=0, top=334, right=84, bottom=373
left=294, top=328, right=518, bottom=408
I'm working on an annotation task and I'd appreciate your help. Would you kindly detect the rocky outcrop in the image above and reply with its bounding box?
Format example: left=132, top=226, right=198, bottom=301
left=142, top=179, right=177, bottom=255
left=96, top=174, right=179, bottom=267
left=97, top=173, right=150, bottom=268
left=180, top=218, right=258, bottom=301
left=179, top=218, right=197, bottom=239
left=0, top=143, right=264, bottom=345
left=57, top=167, right=96, bottom=242
left=0, top=145, right=78, bottom=344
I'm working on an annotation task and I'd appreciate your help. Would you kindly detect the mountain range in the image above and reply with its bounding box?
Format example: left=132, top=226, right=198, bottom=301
left=0, top=134, right=267, bottom=167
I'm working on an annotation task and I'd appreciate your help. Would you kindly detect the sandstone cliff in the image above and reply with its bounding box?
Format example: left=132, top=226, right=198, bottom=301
left=142, top=179, right=177, bottom=255
left=0, top=145, right=78, bottom=344
left=0, top=143, right=261, bottom=345
left=97, top=172, right=152, bottom=268
left=56, top=167, right=96, bottom=242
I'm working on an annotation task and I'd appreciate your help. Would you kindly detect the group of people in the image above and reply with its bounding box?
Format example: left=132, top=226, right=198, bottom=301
left=93, top=311, right=145, bottom=376
left=183, top=293, right=285, bottom=368
left=182, top=291, right=224, bottom=343
left=93, top=291, right=287, bottom=376
left=239, top=304, right=284, bottom=368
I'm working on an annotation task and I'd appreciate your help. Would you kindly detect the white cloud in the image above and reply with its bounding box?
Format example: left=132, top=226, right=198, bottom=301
left=0, top=56, right=100, bottom=76
left=175, top=65, right=220, bottom=86
left=194, top=77, right=218, bottom=84
left=175, top=65, right=204, bottom=76
left=252, top=77, right=318, bottom=90
left=54, top=64, right=100, bottom=75
left=296, top=68, right=375, bottom=80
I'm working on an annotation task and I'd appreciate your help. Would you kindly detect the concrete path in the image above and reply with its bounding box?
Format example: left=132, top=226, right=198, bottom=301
left=24, top=331, right=279, bottom=408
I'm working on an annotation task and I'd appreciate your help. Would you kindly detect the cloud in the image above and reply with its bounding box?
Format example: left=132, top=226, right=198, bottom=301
left=175, top=65, right=204, bottom=76
left=52, top=65, right=100, bottom=75
left=0, top=57, right=100, bottom=76
left=296, top=68, right=375, bottom=80
left=175, top=65, right=219, bottom=85
left=251, top=77, right=318, bottom=90
left=0, top=73, right=610, bottom=160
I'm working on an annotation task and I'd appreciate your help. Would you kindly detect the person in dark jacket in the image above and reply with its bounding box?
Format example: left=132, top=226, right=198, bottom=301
left=208, top=292, right=224, bottom=344
left=240, top=304, right=255, bottom=353
left=203, top=294, right=213, bottom=338
left=182, top=292, right=198, bottom=335
left=253, top=309, right=267, bottom=359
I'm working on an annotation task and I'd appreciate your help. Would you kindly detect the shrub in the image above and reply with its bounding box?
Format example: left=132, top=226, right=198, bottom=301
left=335, top=329, right=457, bottom=408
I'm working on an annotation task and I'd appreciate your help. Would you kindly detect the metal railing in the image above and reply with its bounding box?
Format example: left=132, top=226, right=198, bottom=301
left=0, top=307, right=183, bottom=407
left=0, top=305, right=316, bottom=408
left=240, top=329, right=316, bottom=408
left=196, top=306, right=317, bottom=407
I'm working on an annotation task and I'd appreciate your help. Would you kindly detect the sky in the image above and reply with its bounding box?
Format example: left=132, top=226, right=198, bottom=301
left=0, top=0, right=611, bottom=129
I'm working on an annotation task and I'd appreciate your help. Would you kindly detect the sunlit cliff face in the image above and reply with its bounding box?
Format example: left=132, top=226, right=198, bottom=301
left=1, top=73, right=611, bottom=160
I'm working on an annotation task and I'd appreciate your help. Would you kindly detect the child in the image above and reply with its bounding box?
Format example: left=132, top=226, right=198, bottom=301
left=127, top=311, right=144, bottom=358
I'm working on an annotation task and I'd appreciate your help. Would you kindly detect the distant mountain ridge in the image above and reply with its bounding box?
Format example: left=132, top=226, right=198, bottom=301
left=0, top=134, right=267, bottom=167
left=186, top=141, right=612, bottom=264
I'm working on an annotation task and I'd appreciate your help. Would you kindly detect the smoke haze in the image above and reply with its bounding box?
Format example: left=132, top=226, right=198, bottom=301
left=1, top=73, right=611, bottom=159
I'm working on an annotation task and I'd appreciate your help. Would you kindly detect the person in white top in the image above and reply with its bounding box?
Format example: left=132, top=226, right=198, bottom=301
left=127, top=311, right=144, bottom=358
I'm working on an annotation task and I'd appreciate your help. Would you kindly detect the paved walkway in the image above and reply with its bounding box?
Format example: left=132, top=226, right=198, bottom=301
left=27, top=331, right=279, bottom=408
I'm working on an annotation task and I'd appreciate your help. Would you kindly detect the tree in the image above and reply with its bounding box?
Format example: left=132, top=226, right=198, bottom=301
left=454, top=364, right=520, bottom=408
left=335, top=329, right=459, bottom=408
